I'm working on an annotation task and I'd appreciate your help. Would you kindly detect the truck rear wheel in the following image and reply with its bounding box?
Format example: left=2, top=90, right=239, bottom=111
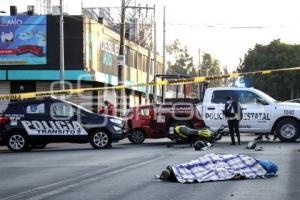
left=128, top=129, right=145, bottom=144
left=276, top=119, right=299, bottom=142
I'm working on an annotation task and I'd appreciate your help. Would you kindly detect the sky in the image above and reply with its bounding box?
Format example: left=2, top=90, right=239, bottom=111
left=1, top=0, right=300, bottom=72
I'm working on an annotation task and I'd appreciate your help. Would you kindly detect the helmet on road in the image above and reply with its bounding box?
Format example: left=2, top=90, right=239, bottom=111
left=194, top=140, right=206, bottom=150
left=247, top=141, right=257, bottom=149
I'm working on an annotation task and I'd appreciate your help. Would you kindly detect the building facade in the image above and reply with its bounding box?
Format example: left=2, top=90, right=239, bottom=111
left=0, top=15, right=163, bottom=113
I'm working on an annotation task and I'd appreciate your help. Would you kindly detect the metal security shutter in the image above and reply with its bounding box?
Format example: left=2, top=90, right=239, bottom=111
left=36, top=81, right=56, bottom=93
left=0, top=81, right=10, bottom=112
left=67, top=83, right=94, bottom=111
left=36, top=81, right=94, bottom=111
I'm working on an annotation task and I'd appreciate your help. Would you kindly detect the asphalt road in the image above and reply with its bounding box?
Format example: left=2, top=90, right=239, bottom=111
left=0, top=135, right=299, bottom=200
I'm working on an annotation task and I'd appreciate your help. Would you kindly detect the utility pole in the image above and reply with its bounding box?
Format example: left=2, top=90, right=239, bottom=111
left=162, top=6, right=166, bottom=103
left=153, top=5, right=157, bottom=103
left=198, top=48, right=201, bottom=100
left=117, top=0, right=126, bottom=117
left=145, top=15, right=153, bottom=105
left=118, top=3, right=156, bottom=107
left=59, top=0, right=65, bottom=99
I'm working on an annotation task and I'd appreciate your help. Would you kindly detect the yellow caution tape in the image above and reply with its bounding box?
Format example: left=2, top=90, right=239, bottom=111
left=261, top=70, right=272, bottom=74
left=156, top=80, right=168, bottom=85
left=230, top=73, right=240, bottom=78
left=1, top=66, right=300, bottom=100
left=194, top=77, right=206, bottom=82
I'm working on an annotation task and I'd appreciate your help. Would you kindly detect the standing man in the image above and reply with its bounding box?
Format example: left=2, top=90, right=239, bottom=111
left=98, top=100, right=115, bottom=116
left=223, top=96, right=242, bottom=145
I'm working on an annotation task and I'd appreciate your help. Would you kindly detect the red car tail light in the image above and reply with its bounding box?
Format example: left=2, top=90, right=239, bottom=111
left=0, top=117, right=10, bottom=125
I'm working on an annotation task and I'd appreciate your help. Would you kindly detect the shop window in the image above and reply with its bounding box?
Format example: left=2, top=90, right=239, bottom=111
left=133, top=51, right=137, bottom=68
left=125, top=46, right=130, bottom=66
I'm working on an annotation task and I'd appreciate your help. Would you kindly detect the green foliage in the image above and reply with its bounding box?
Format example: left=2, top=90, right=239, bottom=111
left=166, top=39, right=223, bottom=97
left=166, top=40, right=195, bottom=77
left=199, top=53, right=222, bottom=87
left=239, top=39, right=300, bottom=100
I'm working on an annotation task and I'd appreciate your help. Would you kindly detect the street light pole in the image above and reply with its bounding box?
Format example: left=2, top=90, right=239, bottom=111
left=59, top=0, right=65, bottom=99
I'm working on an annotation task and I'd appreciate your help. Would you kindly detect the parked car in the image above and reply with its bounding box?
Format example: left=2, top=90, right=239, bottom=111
left=0, top=97, right=126, bottom=152
left=126, top=103, right=205, bottom=144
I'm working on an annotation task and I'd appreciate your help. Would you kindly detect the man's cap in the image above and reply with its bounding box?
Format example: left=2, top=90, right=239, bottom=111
left=225, top=96, right=233, bottom=100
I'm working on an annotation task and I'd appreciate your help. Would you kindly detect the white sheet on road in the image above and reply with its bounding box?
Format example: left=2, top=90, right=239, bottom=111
left=172, top=154, right=267, bottom=183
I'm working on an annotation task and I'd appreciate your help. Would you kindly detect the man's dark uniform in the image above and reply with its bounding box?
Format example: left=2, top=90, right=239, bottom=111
left=224, top=96, right=242, bottom=145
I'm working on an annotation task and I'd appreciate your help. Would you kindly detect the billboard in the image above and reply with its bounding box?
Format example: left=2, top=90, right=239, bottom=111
left=0, top=16, right=46, bottom=65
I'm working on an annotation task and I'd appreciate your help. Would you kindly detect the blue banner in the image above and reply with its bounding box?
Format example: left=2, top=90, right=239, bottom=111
left=0, top=16, right=47, bottom=65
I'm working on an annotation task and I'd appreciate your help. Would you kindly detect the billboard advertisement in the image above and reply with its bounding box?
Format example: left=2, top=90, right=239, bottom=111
left=0, top=16, right=46, bottom=65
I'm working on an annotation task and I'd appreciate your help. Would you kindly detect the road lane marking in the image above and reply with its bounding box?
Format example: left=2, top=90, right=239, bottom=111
left=2, top=153, right=172, bottom=200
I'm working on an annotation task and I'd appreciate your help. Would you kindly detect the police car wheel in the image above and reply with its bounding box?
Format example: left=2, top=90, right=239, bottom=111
left=90, top=130, right=111, bottom=149
left=7, top=133, right=29, bottom=152
left=276, top=119, right=299, bottom=142
left=128, top=129, right=145, bottom=144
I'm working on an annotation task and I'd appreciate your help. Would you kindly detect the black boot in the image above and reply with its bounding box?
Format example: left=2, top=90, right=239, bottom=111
left=273, top=132, right=277, bottom=140
left=254, top=135, right=263, bottom=141
left=265, top=134, right=270, bottom=140
left=230, top=134, right=236, bottom=145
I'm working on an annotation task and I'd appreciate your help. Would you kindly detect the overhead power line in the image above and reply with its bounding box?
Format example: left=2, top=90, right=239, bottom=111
left=166, top=22, right=300, bottom=29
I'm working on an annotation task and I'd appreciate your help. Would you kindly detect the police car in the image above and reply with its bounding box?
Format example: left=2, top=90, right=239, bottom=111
left=197, top=87, right=300, bottom=142
left=0, top=97, right=126, bottom=152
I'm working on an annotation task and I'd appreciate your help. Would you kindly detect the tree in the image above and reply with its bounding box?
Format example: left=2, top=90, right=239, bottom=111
left=199, top=53, right=222, bottom=87
left=166, top=39, right=223, bottom=97
left=166, top=40, right=195, bottom=76
left=222, top=66, right=229, bottom=86
left=239, top=39, right=300, bottom=100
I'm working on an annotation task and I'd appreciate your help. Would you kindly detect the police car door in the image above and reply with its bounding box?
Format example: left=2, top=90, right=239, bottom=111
left=204, top=90, right=235, bottom=131
left=238, top=90, right=271, bottom=133
left=22, top=102, right=49, bottom=141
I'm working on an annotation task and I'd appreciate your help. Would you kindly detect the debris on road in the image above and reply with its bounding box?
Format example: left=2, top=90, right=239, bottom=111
left=255, top=146, right=264, bottom=151
left=246, top=141, right=257, bottom=149
left=246, top=141, right=264, bottom=151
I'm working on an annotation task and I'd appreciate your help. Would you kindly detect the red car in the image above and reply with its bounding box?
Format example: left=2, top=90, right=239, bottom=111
left=125, top=103, right=205, bottom=144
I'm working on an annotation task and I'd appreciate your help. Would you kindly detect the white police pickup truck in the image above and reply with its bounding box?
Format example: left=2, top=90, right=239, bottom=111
left=196, top=87, right=300, bottom=142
